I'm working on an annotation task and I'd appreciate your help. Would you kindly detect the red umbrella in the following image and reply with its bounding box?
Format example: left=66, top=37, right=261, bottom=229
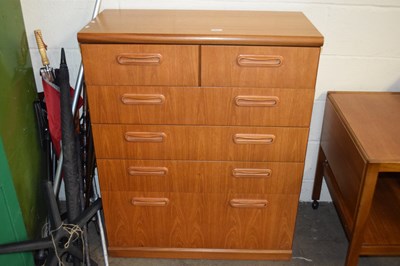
left=34, top=30, right=82, bottom=157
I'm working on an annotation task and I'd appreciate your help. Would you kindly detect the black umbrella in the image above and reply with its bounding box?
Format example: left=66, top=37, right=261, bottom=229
left=59, top=49, right=82, bottom=266
left=59, top=48, right=81, bottom=223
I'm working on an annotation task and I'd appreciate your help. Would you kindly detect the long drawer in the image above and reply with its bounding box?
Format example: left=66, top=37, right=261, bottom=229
left=201, top=45, right=320, bottom=88
left=91, top=124, right=309, bottom=162
left=81, top=44, right=199, bottom=86
left=102, top=191, right=298, bottom=250
left=87, top=86, right=314, bottom=126
left=97, top=159, right=304, bottom=194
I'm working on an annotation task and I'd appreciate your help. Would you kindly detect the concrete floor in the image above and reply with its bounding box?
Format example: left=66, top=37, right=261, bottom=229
left=88, top=202, right=400, bottom=266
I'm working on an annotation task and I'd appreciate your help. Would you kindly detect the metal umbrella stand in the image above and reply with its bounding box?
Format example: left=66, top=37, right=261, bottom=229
left=0, top=1, right=109, bottom=264
left=0, top=49, right=102, bottom=266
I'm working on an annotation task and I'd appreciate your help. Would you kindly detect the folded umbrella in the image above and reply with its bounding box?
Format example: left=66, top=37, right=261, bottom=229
left=59, top=48, right=81, bottom=223
left=34, top=30, right=82, bottom=157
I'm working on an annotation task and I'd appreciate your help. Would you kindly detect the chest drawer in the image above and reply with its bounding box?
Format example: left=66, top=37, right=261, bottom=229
left=201, top=45, right=320, bottom=88
left=87, top=86, right=314, bottom=126
left=81, top=44, right=199, bottom=86
left=97, top=159, right=304, bottom=194
left=102, top=191, right=298, bottom=250
left=92, top=124, right=309, bottom=162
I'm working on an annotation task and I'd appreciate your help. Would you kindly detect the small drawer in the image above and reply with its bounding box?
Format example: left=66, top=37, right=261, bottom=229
left=87, top=86, right=314, bottom=127
left=91, top=124, right=309, bottom=162
left=201, top=45, right=320, bottom=88
left=81, top=44, right=199, bottom=86
left=96, top=159, right=304, bottom=194
left=208, top=193, right=298, bottom=250
left=102, top=191, right=207, bottom=248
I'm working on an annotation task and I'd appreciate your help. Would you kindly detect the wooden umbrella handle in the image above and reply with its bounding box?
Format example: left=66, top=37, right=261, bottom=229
left=34, top=29, right=50, bottom=66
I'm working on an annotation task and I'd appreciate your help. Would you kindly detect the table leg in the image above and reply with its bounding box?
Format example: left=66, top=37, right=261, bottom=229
left=311, top=146, right=326, bottom=209
left=345, top=164, right=379, bottom=266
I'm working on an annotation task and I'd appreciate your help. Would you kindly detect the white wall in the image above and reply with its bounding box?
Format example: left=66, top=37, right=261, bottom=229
left=20, top=0, right=400, bottom=201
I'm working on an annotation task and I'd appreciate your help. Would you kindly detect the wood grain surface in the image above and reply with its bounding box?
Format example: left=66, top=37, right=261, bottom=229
left=320, top=99, right=365, bottom=223
left=201, top=46, right=320, bottom=88
left=92, top=124, right=309, bottom=162
left=80, top=9, right=323, bottom=259
left=314, top=92, right=400, bottom=265
left=102, top=191, right=298, bottom=250
left=78, top=10, right=323, bottom=46
left=96, top=159, right=304, bottom=194
left=329, top=92, right=400, bottom=163
left=81, top=44, right=199, bottom=86
left=87, top=86, right=315, bottom=126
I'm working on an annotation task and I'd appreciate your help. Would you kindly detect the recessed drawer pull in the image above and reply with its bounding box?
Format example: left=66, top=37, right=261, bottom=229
left=232, top=168, right=272, bottom=178
left=128, top=166, right=168, bottom=176
left=116, top=53, right=163, bottom=65
left=230, top=199, right=268, bottom=208
left=235, top=96, right=279, bottom=107
left=131, top=197, right=169, bottom=207
left=124, top=132, right=166, bottom=143
left=233, top=134, right=275, bottom=144
left=237, top=54, right=283, bottom=67
left=121, top=94, right=165, bottom=105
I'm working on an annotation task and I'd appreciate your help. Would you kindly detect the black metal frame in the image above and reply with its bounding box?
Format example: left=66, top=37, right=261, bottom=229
left=0, top=181, right=101, bottom=265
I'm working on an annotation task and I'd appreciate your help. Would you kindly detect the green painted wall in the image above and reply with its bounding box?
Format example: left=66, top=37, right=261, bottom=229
left=0, top=0, right=45, bottom=241
left=0, top=137, right=34, bottom=265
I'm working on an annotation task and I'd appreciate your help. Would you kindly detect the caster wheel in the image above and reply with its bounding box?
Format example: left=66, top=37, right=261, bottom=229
left=312, top=200, right=319, bottom=210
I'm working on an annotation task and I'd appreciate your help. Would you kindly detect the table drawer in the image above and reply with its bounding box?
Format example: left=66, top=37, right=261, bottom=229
left=321, top=99, right=365, bottom=217
left=97, top=159, right=304, bottom=194
left=92, top=124, right=309, bottom=162
left=81, top=44, right=199, bottom=86
left=201, top=45, right=320, bottom=88
left=87, top=86, right=314, bottom=126
left=102, top=191, right=298, bottom=250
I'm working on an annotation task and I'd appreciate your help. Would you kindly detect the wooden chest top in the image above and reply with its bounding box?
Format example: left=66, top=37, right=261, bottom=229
left=78, top=9, right=323, bottom=46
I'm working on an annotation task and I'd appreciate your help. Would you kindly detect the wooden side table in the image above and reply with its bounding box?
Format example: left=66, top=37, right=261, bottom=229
left=312, top=91, right=400, bottom=266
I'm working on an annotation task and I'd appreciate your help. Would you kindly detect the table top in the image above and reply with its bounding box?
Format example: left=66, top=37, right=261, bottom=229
left=328, top=91, right=400, bottom=164
left=78, top=9, right=323, bottom=46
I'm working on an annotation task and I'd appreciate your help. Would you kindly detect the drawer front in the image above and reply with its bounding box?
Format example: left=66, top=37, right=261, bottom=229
left=102, top=191, right=298, bottom=250
left=81, top=44, right=199, bottom=86
left=102, top=191, right=197, bottom=248
left=97, top=159, right=304, bottom=194
left=87, top=86, right=314, bottom=127
left=208, top=193, right=298, bottom=250
left=321, top=99, right=365, bottom=219
left=201, top=45, right=320, bottom=88
left=92, top=124, right=309, bottom=162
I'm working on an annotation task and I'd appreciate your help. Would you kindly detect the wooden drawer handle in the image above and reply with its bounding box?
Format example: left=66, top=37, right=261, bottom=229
left=131, top=197, right=169, bottom=207
left=237, top=54, right=283, bottom=67
left=230, top=199, right=268, bottom=208
left=128, top=166, right=168, bottom=176
left=232, top=168, right=272, bottom=178
left=121, top=94, right=165, bottom=105
left=124, top=132, right=166, bottom=143
left=233, top=134, right=275, bottom=144
left=235, top=96, right=279, bottom=107
left=116, top=53, right=162, bottom=65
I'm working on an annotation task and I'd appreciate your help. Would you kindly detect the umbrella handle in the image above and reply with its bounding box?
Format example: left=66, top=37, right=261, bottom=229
left=34, top=29, right=50, bottom=67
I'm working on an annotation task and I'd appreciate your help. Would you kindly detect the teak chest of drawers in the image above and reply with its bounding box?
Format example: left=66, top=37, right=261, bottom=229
left=78, top=9, right=323, bottom=260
